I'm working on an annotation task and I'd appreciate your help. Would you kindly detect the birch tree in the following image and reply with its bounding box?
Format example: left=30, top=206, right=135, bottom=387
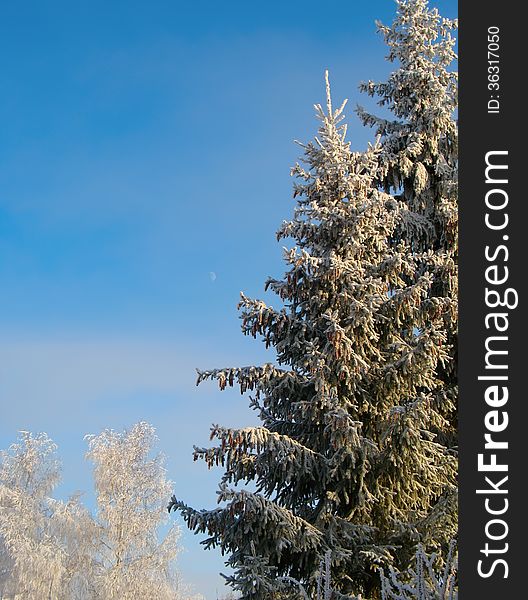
left=0, top=425, right=198, bottom=600
left=0, top=432, right=93, bottom=599
left=85, top=422, right=186, bottom=600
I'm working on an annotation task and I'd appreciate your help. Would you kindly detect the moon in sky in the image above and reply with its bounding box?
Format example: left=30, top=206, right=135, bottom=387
left=209, top=271, right=217, bottom=282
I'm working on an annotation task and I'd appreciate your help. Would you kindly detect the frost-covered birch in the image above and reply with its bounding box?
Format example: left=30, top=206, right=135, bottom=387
left=85, top=421, right=192, bottom=600
left=0, top=425, right=199, bottom=600
left=0, top=432, right=94, bottom=599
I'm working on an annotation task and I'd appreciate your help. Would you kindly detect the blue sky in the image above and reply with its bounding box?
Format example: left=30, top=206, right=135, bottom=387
left=0, top=1, right=457, bottom=597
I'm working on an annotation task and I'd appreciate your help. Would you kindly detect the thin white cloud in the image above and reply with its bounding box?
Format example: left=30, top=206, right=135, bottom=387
left=0, top=334, right=259, bottom=434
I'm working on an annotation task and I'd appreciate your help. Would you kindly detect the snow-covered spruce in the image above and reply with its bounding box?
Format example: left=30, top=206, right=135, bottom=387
left=170, top=65, right=456, bottom=599
left=357, top=0, right=458, bottom=453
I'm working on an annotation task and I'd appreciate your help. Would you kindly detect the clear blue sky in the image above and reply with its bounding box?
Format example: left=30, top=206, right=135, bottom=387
left=0, top=1, right=457, bottom=597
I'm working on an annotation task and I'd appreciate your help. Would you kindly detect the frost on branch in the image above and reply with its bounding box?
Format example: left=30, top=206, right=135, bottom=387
left=380, top=542, right=458, bottom=600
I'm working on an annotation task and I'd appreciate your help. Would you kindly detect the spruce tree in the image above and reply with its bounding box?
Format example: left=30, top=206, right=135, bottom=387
left=171, top=65, right=456, bottom=598
left=357, top=0, right=458, bottom=451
